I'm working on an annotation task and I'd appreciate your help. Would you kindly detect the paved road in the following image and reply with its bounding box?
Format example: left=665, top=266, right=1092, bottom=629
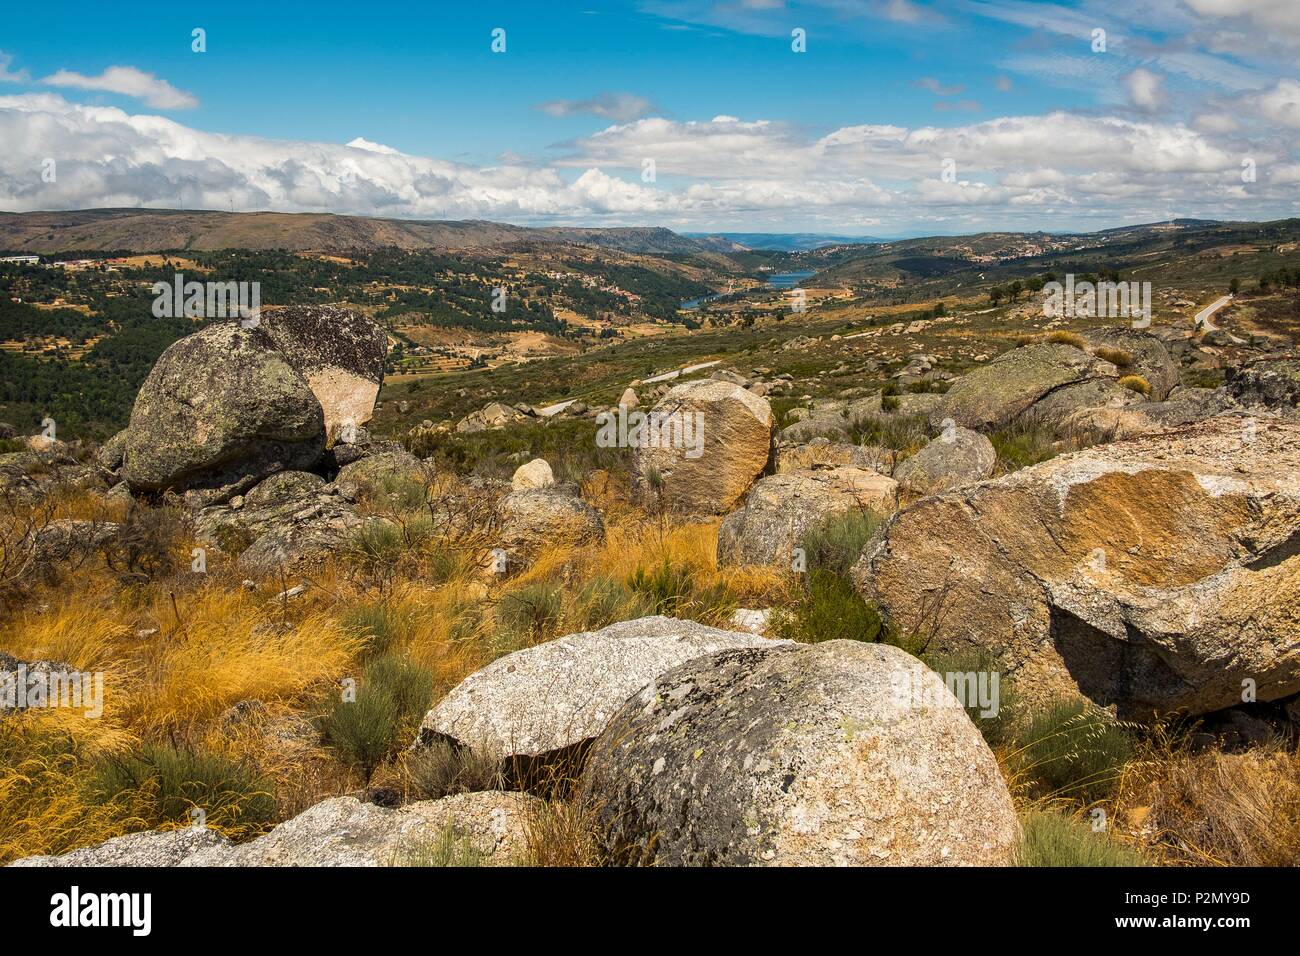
left=1194, top=294, right=1232, bottom=330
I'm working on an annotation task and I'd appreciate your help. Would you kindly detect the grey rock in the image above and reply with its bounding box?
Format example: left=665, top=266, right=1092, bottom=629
left=580, top=640, right=1020, bottom=866
left=893, top=426, right=995, bottom=495
left=717, top=468, right=897, bottom=567
left=416, top=616, right=785, bottom=764
left=258, top=306, right=387, bottom=444
left=123, top=322, right=325, bottom=497
left=243, top=471, right=326, bottom=509
left=8, top=827, right=230, bottom=867
left=495, top=487, right=604, bottom=565
left=182, top=792, right=538, bottom=867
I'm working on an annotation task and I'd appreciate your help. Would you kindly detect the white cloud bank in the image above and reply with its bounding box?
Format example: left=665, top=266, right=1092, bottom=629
left=1, top=92, right=1296, bottom=230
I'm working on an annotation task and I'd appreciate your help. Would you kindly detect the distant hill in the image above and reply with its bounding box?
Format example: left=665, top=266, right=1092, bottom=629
left=0, top=209, right=730, bottom=257
left=686, top=232, right=885, bottom=252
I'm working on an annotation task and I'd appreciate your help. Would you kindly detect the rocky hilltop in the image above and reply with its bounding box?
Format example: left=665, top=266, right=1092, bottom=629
left=2, top=305, right=1298, bottom=869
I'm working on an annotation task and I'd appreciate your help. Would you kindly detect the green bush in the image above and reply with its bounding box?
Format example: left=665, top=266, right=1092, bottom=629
left=626, top=560, right=732, bottom=623
left=771, top=569, right=887, bottom=644
left=570, top=576, right=647, bottom=631
left=88, top=743, right=277, bottom=837
left=1017, top=810, right=1147, bottom=867
left=849, top=413, right=929, bottom=452
left=801, top=510, right=880, bottom=577
left=320, top=654, right=435, bottom=780
left=1012, top=699, right=1134, bottom=803
left=341, top=601, right=421, bottom=657
left=404, top=739, right=502, bottom=800
left=989, top=419, right=1059, bottom=472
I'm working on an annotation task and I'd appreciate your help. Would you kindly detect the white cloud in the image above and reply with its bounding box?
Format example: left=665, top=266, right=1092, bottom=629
left=40, top=66, right=198, bottom=109
left=1240, top=78, right=1300, bottom=129
left=1182, top=0, right=1300, bottom=45
left=0, top=93, right=1292, bottom=231
left=1124, top=68, right=1166, bottom=112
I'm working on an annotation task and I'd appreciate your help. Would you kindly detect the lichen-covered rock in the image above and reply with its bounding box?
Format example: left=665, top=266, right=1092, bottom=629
left=416, top=616, right=784, bottom=765
left=633, top=380, right=774, bottom=516
left=580, top=640, right=1020, bottom=866
left=243, top=470, right=326, bottom=509
left=457, top=402, right=526, bottom=434
left=717, top=467, right=897, bottom=567
left=123, top=322, right=325, bottom=498
left=854, top=415, right=1300, bottom=717
left=1088, top=327, right=1178, bottom=401
left=1226, top=356, right=1300, bottom=410
left=495, top=488, right=604, bottom=564
left=11, top=792, right=537, bottom=867
left=181, top=792, right=538, bottom=867
left=8, top=827, right=230, bottom=867
left=930, top=343, right=1108, bottom=431
left=893, top=426, right=995, bottom=495
left=511, top=458, right=554, bottom=491
left=258, top=305, right=387, bottom=444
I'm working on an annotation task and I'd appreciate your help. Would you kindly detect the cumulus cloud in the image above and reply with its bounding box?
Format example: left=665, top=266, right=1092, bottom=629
left=40, top=65, right=198, bottom=109
left=1124, top=68, right=1166, bottom=112
left=1239, top=78, right=1300, bottom=129
left=0, top=93, right=1292, bottom=230
left=536, top=92, right=657, bottom=122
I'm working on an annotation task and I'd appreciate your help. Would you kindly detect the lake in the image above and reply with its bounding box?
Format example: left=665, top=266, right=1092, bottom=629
left=680, top=270, right=817, bottom=310
left=766, top=270, right=816, bottom=289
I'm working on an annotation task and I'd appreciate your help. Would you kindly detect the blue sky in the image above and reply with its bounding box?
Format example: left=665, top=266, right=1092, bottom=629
left=1, top=1, right=1298, bottom=234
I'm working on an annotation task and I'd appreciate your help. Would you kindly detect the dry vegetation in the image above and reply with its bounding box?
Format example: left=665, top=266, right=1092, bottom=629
left=1, top=466, right=1295, bottom=867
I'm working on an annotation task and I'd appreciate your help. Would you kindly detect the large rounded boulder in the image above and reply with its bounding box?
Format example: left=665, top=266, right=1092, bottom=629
left=123, top=322, right=325, bottom=498
left=415, top=616, right=783, bottom=775
left=632, top=380, right=774, bottom=516
left=580, top=640, right=1020, bottom=866
left=258, top=305, right=388, bottom=443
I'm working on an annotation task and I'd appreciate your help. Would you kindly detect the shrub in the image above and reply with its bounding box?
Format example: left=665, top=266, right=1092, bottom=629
left=1093, top=346, right=1134, bottom=367
left=849, top=413, right=929, bottom=454
left=495, top=581, right=564, bottom=643
left=1014, top=334, right=1040, bottom=348
left=1046, top=330, right=1087, bottom=349
left=626, top=559, right=731, bottom=622
left=402, top=739, right=501, bottom=801
left=1016, top=810, right=1146, bottom=866
left=988, top=419, right=1059, bottom=473
left=1012, top=699, right=1134, bottom=803
left=340, top=601, right=419, bottom=657
left=319, top=654, right=434, bottom=781
left=771, top=569, right=887, bottom=644
left=522, top=800, right=604, bottom=867
left=87, top=743, right=277, bottom=838
left=1118, top=374, right=1151, bottom=396
left=570, top=576, right=646, bottom=631
left=801, top=510, right=880, bottom=577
